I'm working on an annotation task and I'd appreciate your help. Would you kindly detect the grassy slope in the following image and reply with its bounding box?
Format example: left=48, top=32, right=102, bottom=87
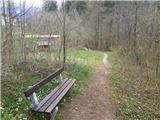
left=108, top=52, right=160, bottom=120
left=1, top=49, right=103, bottom=120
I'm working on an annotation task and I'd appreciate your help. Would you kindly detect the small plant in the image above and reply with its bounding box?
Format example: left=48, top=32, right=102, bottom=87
left=2, top=113, right=16, bottom=120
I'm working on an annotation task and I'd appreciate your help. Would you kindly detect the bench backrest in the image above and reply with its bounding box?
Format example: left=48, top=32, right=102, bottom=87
left=24, top=67, right=64, bottom=97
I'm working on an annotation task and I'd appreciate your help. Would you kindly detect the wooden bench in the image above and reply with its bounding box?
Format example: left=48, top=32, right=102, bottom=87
left=24, top=67, right=76, bottom=120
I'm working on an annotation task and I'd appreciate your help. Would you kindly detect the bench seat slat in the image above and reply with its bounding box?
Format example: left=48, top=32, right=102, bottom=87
left=36, top=79, right=72, bottom=112
left=34, top=79, right=75, bottom=113
left=34, top=78, right=68, bottom=111
left=45, top=79, right=75, bottom=113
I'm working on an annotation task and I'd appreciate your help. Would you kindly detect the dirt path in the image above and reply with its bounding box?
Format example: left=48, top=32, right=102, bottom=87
left=62, top=54, right=115, bottom=120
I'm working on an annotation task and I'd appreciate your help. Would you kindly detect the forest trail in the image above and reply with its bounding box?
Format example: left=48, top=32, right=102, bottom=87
left=62, top=54, right=115, bottom=120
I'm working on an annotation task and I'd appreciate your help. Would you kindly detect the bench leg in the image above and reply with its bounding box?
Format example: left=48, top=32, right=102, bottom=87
left=29, top=92, right=39, bottom=108
left=50, top=107, right=58, bottom=120
left=69, top=83, right=76, bottom=94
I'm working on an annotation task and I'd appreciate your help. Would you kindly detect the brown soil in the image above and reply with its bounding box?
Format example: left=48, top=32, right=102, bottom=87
left=62, top=54, right=115, bottom=120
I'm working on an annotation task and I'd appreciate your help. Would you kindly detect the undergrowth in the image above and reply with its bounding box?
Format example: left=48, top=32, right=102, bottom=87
left=108, top=52, right=160, bottom=120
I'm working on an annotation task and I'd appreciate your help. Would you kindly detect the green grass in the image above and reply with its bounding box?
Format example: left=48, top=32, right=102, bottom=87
left=65, top=49, right=103, bottom=95
left=1, top=49, right=103, bottom=120
left=67, top=49, right=103, bottom=68
left=65, top=62, right=91, bottom=94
